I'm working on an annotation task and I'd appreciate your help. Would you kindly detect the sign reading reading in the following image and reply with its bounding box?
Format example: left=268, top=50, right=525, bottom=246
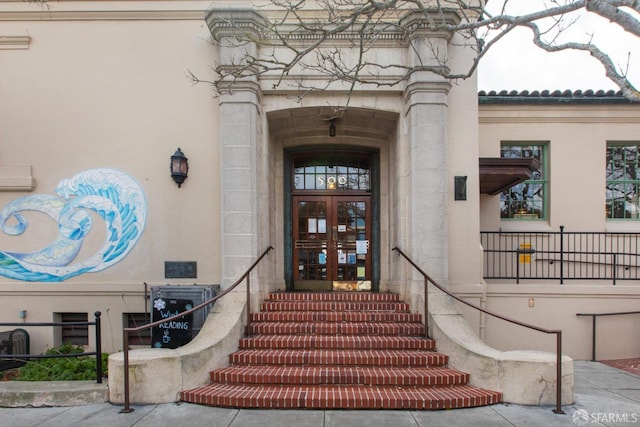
left=151, top=298, right=194, bottom=349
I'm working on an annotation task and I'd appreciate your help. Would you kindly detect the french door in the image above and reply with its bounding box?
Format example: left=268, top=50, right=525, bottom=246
left=293, top=195, right=372, bottom=291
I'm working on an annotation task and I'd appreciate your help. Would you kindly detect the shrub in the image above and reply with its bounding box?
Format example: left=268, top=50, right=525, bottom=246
left=16, top=344, right=108, bottom=381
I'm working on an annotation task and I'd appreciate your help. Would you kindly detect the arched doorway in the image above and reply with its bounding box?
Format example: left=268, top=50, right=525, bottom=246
left=284, top=148, right=380, bottom=291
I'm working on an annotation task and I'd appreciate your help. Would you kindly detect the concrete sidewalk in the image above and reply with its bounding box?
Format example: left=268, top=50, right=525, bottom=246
left=0, top=361, right=639, bottom=427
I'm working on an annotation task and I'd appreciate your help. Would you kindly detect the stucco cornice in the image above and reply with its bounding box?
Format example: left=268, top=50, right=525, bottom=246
left=205, top=7, right=463, bottom=48
left=0, top=165, right=34, bottom=191
left=0, top=34, right=29, bottom=49
left=479, top=104, right=640, bottom=124
left=0, top=9, right=205, bottom=21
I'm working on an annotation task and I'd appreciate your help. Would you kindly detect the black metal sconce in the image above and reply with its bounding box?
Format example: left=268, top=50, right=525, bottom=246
left=170, top=148, right=188, bottom=188
left=454, top=176, right=467, bottom=201
left=329, top=119, right=336, bottom=137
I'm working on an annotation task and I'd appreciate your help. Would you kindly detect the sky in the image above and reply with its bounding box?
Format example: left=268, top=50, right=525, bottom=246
left=477, top=1, right=640, bottom=92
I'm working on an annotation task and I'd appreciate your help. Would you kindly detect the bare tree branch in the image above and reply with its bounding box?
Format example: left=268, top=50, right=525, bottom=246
left=198, top=0, right=639, bottom=102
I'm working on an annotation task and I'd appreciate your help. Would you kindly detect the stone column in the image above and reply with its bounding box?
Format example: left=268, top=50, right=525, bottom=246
left=218, top=84, right=262, bottom=289
left=403, top=82, right=451, bottom=291
left=207, top=10, right=265, bottom=289
left=399, top=11, right=456, bottom=297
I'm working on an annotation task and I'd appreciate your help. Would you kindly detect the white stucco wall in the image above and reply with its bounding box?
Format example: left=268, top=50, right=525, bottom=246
left=479, top=103, right=640, bottom=232
left=0, top=2, right=222, bottom=354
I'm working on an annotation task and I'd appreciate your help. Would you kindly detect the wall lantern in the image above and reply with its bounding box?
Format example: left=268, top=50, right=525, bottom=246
left=170, top=148, right=189, bottom=188
left=329, top=119, right=337, bottom=137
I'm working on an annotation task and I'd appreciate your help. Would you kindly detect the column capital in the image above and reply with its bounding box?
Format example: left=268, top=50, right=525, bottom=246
left=205, top=8, right=267, bottom=44
left=399, top=10, right=462, bottom=42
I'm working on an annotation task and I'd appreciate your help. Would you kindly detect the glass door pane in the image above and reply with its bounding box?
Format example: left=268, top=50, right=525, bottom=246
left=333, top=197, right=371, bottom=291
left=293, top=197, right=332, bottom=290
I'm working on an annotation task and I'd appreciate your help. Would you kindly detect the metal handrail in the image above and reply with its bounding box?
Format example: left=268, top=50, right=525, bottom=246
left=392, top=247, right=565, bottom=415
left=119, top=245, right=274, bottom=413
left=576, top=311, right=640, bottom=361
left=0, top=311, right=102, bottom=383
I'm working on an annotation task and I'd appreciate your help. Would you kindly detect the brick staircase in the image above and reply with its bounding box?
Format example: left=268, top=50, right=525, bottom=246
left=180, top=291, right=502, bottom=409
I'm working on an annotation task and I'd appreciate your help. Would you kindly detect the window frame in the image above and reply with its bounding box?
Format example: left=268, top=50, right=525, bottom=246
left=123, top=312, right=151, bottom=346
left=606, top=142, right=640, bottom=221
left=499, top=142, right=548, bottom=221
left=55, top=312, right=89, bottom=347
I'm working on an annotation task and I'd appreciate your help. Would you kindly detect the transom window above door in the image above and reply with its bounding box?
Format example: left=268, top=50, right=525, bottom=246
left=293, top=154, right=371, bottom=192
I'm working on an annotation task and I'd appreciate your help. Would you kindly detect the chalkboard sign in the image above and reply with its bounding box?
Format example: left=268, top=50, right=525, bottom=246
left=164, top=261, right=197, bottom=279
left=151, top=298, right=194, bottom=349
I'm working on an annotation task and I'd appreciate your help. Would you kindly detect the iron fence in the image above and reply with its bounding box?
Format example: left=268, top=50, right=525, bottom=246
left=481, top=226, right=640, bottom=284
left=0, top=311, right=103, bottom=383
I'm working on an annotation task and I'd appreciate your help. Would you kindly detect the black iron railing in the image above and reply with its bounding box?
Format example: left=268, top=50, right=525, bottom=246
left=481, top=226, right=640, bottom=284
left=576, top=311, right=640, bottom=361
left=0, top=311, right=103, bottom=383
left=120, top=246, right=273, bottom=414
left=393, top=247, right=565, bottom=414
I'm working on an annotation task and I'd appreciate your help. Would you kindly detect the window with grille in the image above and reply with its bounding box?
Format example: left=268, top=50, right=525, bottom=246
left=606, top=143, right=640, bottom=220
left=500, top=144, right=547, bottom=220
left=124, top=313, right=151, bottom=346
left=57, top=313, right=88, bottom=346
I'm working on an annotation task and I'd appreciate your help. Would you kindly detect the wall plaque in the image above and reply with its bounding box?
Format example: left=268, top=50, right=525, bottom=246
left=164, top=261, right=197, bottom=279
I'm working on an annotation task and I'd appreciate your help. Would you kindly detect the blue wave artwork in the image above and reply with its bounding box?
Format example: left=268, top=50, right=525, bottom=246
left=0, top=168, right=147, bottom=282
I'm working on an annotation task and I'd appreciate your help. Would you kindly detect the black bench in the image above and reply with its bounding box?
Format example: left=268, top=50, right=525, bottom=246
left=0, top=329, right=30, bottom=371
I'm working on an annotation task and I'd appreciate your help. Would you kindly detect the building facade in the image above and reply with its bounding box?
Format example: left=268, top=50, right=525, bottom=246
left=476, top=90, right=640, bottom=361
left=1, top=0, right=637, bottom=406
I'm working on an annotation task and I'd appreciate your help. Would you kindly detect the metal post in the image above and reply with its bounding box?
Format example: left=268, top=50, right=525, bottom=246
left=613, top=253, right=618, bottom=285
left=516, top=248, right=520, bottom=284
left=120, top=332, right=133, bottom=413
left=552, top=331, right=565, bottom=414
left=591, top=315, right=597, bottom=362
left=246, top=274, right=251, bottom=337
left=94, top=311, right=102, bottom=384
left=424, top=278, right=429, bottom=339
left=559, top=226, right=565, bottom=284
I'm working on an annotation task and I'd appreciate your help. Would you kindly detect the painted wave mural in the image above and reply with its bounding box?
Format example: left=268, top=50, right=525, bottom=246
left=0, top=169, right=147, bottom=282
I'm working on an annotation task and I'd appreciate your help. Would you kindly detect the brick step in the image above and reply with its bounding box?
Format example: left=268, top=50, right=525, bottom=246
left=251, top=311, right=422, bottom=323
left=230, top=349, right=448, bottom=367
left=180, top=384, right=503, bottom=410
left=210, top=365, right=469, bottom=386
left=239, top=335, right=436, bottom=350
left=181, top=291, right=503, bottom=411
left=248, top=321, right=425, bottom=336
left=267, top=292, right=400, bottom=302
left=260, top=301, right=410, bottom=312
